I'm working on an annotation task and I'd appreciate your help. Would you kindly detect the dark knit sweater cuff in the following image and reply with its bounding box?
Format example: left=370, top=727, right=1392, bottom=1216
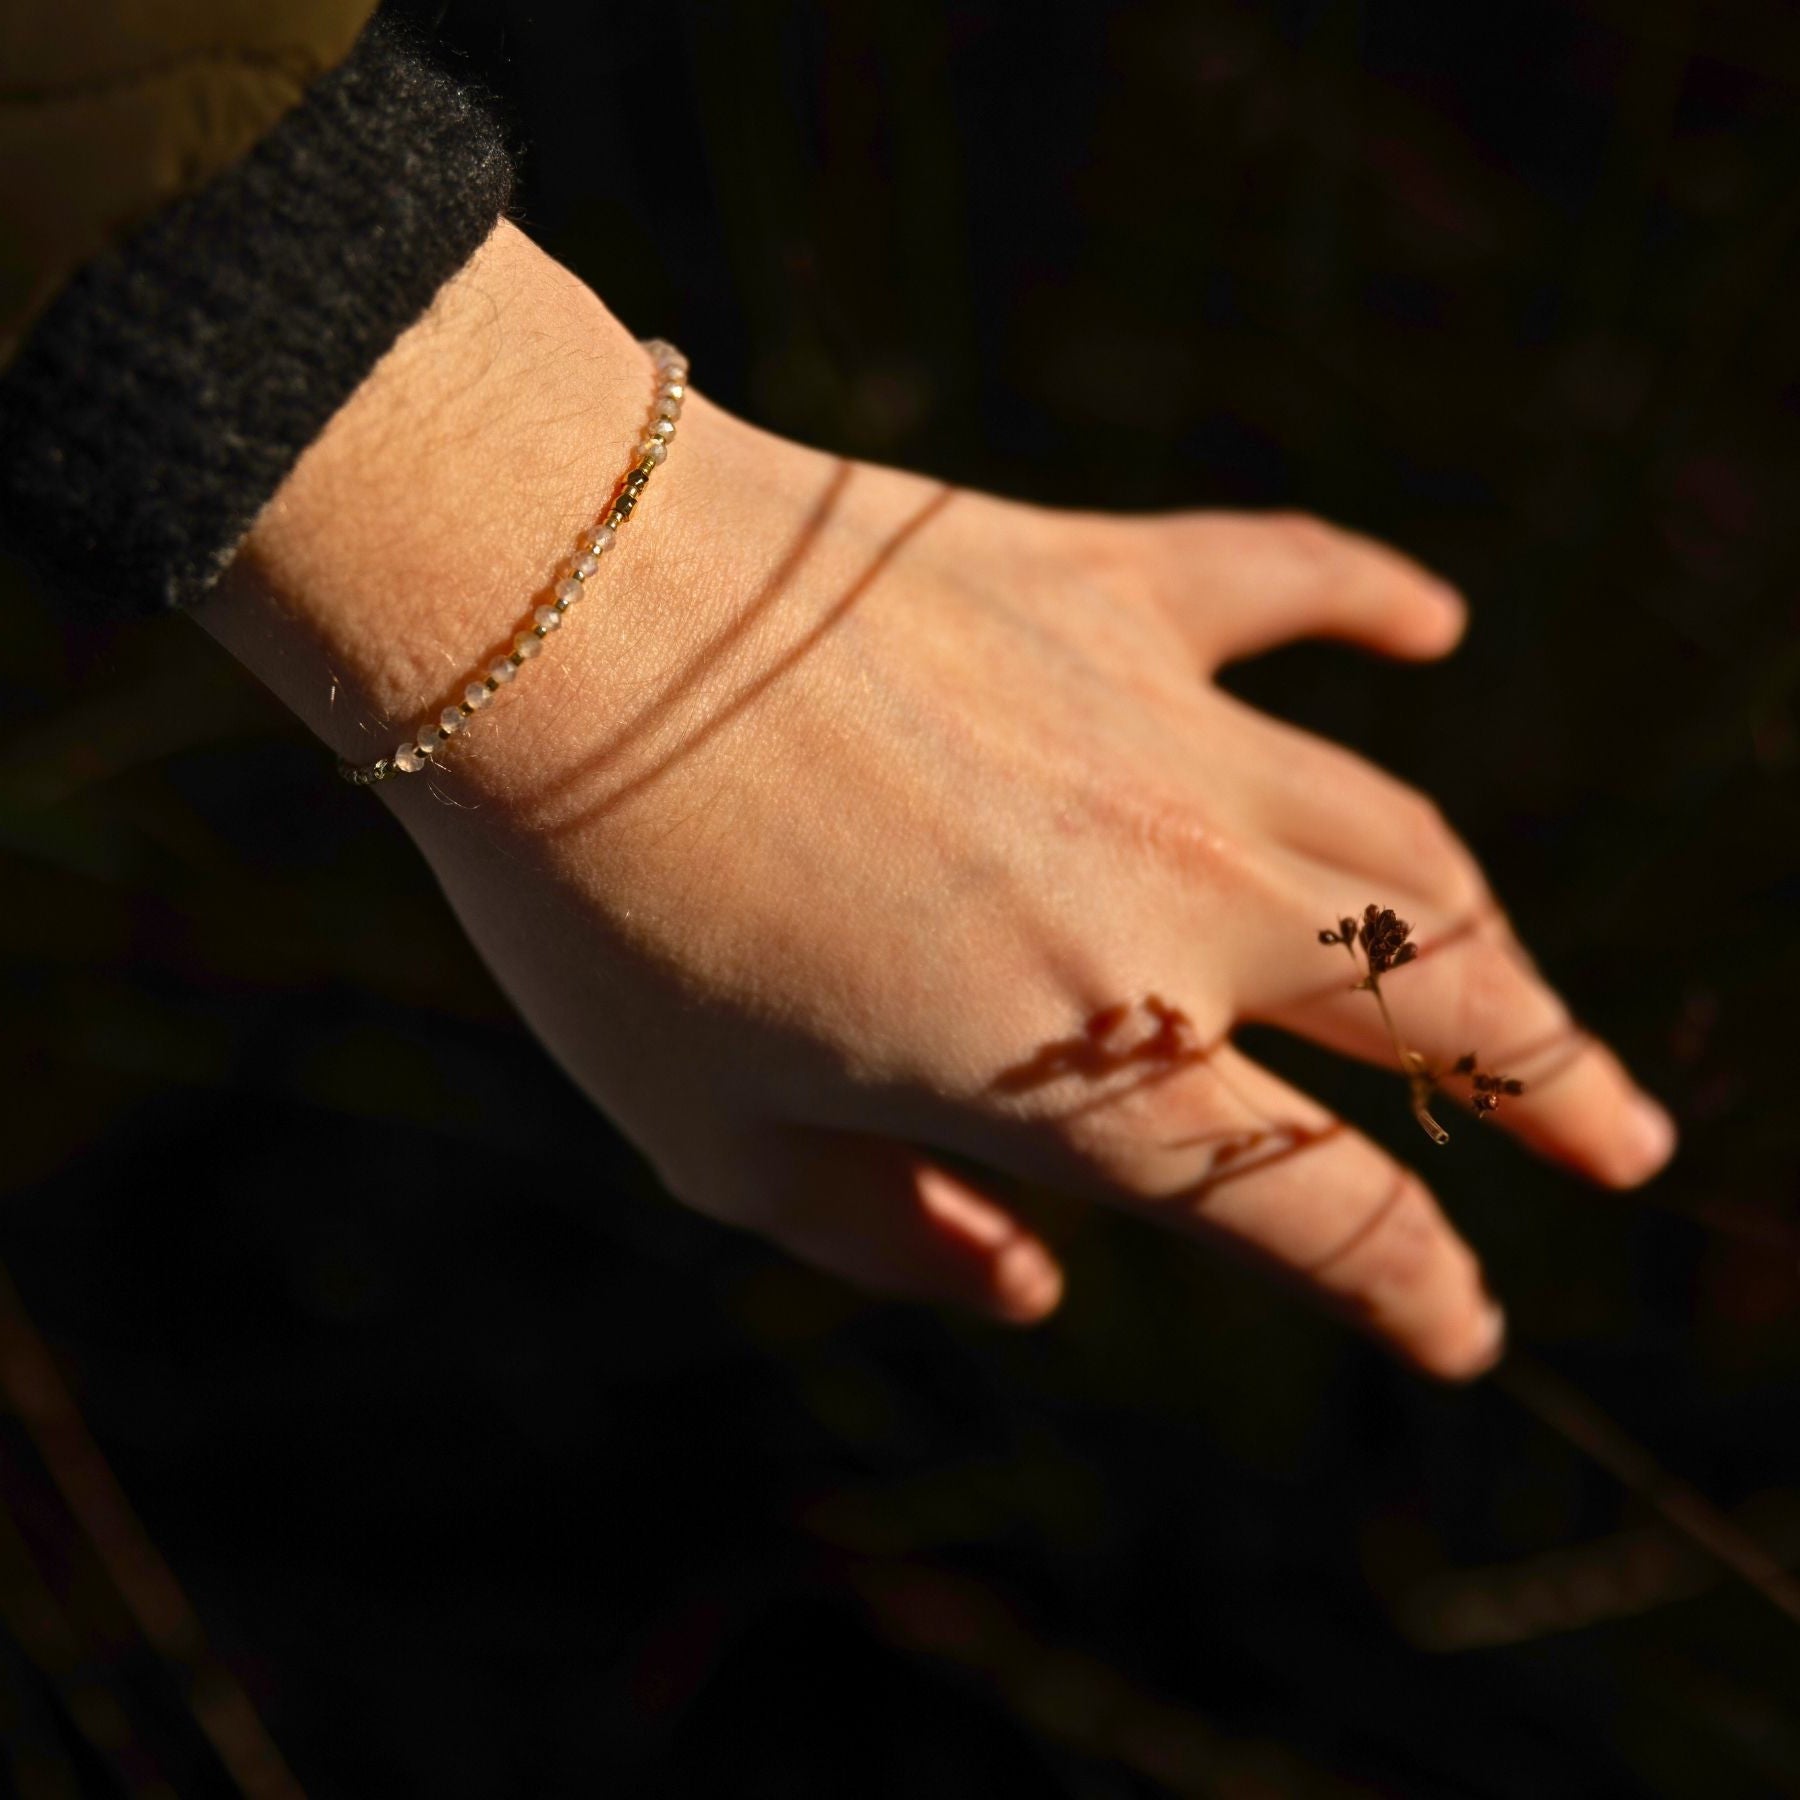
left=0, top=13, right=514, bottom=619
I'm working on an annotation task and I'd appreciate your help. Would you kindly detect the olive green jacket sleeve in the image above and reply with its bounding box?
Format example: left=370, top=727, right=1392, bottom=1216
left=0, top=1, right=377, bottom=368
left=0, top=3, right=515, bottom=616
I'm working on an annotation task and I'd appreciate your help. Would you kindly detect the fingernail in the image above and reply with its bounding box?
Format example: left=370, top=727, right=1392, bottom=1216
left=995, top=1240, right=1063, bottom=1324
left=1474, top=1300, right=1507, bottom=1369
left=1425, top=578, right=1468, bottom=624
left=1435, top=1299, right=1506, bottom=1383
left=1622, top=1094, right=1677, bottom=1182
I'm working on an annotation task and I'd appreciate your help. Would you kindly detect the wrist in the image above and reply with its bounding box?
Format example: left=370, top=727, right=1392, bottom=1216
left=196, top=220, right=685, bottom=806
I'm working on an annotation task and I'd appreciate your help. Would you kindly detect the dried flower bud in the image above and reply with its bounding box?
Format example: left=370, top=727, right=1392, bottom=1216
left=1461, top=1062, right=1523, bottom=1113
left=1357, top=903, right=1417, bottom=976
left=1309, top=906, right=1516, bottom=1144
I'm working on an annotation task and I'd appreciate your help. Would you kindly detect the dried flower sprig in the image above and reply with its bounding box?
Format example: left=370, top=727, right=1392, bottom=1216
left=1319, top=904, right=1524, bottom=1144
left=1450, top=1052, right=1526, bottom=1116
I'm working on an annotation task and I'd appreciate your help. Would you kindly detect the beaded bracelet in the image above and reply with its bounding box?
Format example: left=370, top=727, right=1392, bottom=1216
left=337, top=339, right=689, bottom=786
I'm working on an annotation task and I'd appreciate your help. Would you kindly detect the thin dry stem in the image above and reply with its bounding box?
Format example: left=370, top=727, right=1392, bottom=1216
left=1497, top=1351, right=1800, bottom=1632
left=1320, top=904, right=1518, bottom=1143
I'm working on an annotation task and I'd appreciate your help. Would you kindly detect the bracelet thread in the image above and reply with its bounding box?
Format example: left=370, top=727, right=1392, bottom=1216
left=337, top=339, right=688, bottom=786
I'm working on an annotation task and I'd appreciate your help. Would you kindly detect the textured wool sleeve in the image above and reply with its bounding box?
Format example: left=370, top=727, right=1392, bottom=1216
left=0, top=12, right=515, bottom=618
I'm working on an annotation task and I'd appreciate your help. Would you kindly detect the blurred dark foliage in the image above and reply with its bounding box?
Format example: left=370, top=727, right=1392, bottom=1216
left=4, top=0, right=1800, bottom=1793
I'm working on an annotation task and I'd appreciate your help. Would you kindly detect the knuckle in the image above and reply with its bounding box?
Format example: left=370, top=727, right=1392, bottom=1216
left=1086, top=787, right=1277, bottom=904
left=1126, top=795, right=1233, bottom=876
left=1057, top=1107, right=1157, bottom=1192
left=1061, top=512, right=1154, bottom=599
left=1051, top=1067, right=1232, bottom=1199
left=1319, top=748, right=1486, bottom=911
left=1393, top=786, right=1485, bottom=908
left=1397, top=784, right=1448, bottom=840
left=1446, top=941, right=1564, bottom=1056
left=1332, top=1175, right=1448, bottom=1303
left=1272, top=510, right=1343, bottom=572
left=1392, top=784, right=1452, bottom=858
left=1438, top=836, right=1488, bottom=906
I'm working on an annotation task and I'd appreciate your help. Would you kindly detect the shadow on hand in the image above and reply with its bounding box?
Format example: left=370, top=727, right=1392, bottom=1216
left=991, top=991, right=1343, bottom=1206
left=991, top=994, right=1221, bottom=1122
left=531, top=461, right=956, bottom=837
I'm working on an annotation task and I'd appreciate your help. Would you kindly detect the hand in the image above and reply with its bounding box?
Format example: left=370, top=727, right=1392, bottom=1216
left=208, top=224, right=1676, bottom=1380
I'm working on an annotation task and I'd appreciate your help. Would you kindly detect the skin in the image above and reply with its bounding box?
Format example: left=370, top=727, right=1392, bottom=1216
left=199, top=221, right=1677, bottom=1381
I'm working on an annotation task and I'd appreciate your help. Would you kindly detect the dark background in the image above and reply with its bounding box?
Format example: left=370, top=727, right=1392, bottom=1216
left=4, top=1, right=1800, bottom=1793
